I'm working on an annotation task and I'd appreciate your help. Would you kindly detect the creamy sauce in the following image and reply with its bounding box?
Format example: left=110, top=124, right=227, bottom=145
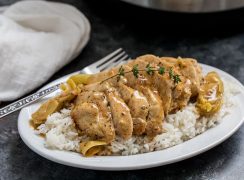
left=186, top=79, right=191, bottom=85
left=91, top=103, right=99, bottom=109
left=146, top=90, right=157, bottom=103
left=120, top=76, right=127, bottom=83
left=29, top=119, right=38, bottom=129
left=91, top=103, right=100, bottom=123
left=111, top=96, right=130, bottom=111
left=133, top=91, right=147, bottom=101
left=205, top=86, right=217, bottom=101
left=137, top=76, right=148, bottom=85
left=39, top=133, right=46, bottom=138
left=29, top=120, right=45, bottom=138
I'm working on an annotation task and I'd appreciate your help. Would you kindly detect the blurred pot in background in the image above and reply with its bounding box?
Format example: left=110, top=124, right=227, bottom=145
left=121, top=0, right=244, bottom=12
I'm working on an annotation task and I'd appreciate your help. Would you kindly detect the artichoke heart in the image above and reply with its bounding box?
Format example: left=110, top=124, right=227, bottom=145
left=31, top=99, right=60, bottom=126
left=69, top=74, right=91, bottom=85
left=31, top=74, right=91, bottom=126
left=196, top=71, right=224, bottom=116
left=31, top=91, right=76, bottom=126
left=60, top=74, right=91, bottom=92
left=80, top=141, right=107, bottom=157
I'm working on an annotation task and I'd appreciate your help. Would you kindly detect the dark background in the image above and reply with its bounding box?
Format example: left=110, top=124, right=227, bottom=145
left=0, top=0, right=244, bottom=179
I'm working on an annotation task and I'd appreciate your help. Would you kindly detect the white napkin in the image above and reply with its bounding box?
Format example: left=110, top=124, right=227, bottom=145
left=0, top=1, right=90, bottom=101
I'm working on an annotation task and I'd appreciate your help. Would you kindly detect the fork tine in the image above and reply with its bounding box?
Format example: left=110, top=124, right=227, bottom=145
left=92, top=48, right=123, bottom=67
left=80, top=48, right=130, bottom=74
left=97, top=51, right=126, bottom=68
left=98, top=51, right=127, bottom=70
left=112, top=54, right=130, bottom=67
left=100, top=54, right=129, bottom=71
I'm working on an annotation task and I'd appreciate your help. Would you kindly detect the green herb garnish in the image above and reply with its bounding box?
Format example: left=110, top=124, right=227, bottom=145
left=118, top=66, right=125, bottom=76
left=158, top=66, right=165, bottom=75
left=169, top=67, right=181, bottom=84
left=117, top=66, right=125, bottom=81
left=169, top=67, right=174, bottom=79
left=101, top=64, right=181, bottom=85
left=146, top=63, right=154, bottom=75
left=173, top=74, right=181, bottom=84
left=132, top=64, right=139, bottom=78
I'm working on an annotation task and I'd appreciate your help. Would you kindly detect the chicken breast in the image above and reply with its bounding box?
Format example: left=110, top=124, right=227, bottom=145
left=106, top=87, right=133, bottom=140
left=127, top=55, right=174, bottom=115
left=117, top=83, right=149, bottom=135
left=71, top=55, right=203, bottom=142
left=71, top=91, right=115, bottom=143
left=160, top=57, right=202, bottom=97
left=139, top=87, right=164, bottom=137
left=114, top=65, right=164, bottom=137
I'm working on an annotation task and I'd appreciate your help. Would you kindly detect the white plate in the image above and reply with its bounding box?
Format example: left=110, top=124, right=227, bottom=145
left=18, top=64, right=244, bottom=170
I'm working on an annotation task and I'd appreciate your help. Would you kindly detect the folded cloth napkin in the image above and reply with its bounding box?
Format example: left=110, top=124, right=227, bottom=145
left=0, top=0, right=90, bottom=101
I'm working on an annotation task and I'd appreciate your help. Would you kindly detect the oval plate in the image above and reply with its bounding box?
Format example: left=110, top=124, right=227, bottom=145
left=18, top=64, right=244, bottom=170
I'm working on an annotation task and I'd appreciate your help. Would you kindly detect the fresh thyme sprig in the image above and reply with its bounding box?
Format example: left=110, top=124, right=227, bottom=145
left=118, top=66, right=125, bottom=76
left=158, top=66, right=165, bottom=75
left=100, top=63, right=181, bottom=84
left=146, top=63, right=154, bottom=75
left=173, top=74, right=181, bottom=84
left=168, top=67, right=181, bottom=84
left=117, top=66, right=125, bottom=81
left=169, top=67, right=174, bottom=79
left=132, top=64, right=139, bottom=78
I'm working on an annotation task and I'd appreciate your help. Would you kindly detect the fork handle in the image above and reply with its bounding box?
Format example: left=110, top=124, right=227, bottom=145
left=0, top=84, right=60, bottom=119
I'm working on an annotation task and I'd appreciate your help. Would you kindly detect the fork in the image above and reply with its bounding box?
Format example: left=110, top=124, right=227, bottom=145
left=0, top=48, right=130, bottom=118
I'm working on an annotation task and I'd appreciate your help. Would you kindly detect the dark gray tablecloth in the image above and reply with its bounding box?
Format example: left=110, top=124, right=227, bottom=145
left=1, top=0, right=244, bottom=179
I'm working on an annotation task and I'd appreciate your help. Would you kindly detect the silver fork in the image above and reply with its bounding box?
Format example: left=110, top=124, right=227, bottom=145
left=0, top=48, right=130, bottom=119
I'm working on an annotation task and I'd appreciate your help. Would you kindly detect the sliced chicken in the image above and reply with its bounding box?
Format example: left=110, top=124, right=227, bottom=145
left=160, top=57, right=202, bottom=96
left=139, top=87, right=164, bottom=137
left=71, top=91, right=115, bottom=143
left=105, top=87, right=133, bottom=140
left=129, top=55, right=197, bottom=113
left=127, top=55, right=174, bottom=115
left=115, top=65, right=164, bottom=137
left=71, top=55, right=203, bottom=142
left=77, top=82, right=134, bottom=140
left=117, top=83, right=149, bottom=135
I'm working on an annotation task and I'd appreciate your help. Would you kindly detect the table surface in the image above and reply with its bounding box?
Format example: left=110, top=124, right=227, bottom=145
left=1, top=0, right=244, bottom=179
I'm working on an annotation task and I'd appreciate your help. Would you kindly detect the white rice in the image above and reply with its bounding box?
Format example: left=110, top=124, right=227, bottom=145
left=35, top=109, right=81, bottom=152
left=35, top=79, right=240, bottom=155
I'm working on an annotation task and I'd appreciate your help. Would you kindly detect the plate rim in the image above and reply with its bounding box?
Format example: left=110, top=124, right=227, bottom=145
left=18, top=63, right=244, bottom=170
